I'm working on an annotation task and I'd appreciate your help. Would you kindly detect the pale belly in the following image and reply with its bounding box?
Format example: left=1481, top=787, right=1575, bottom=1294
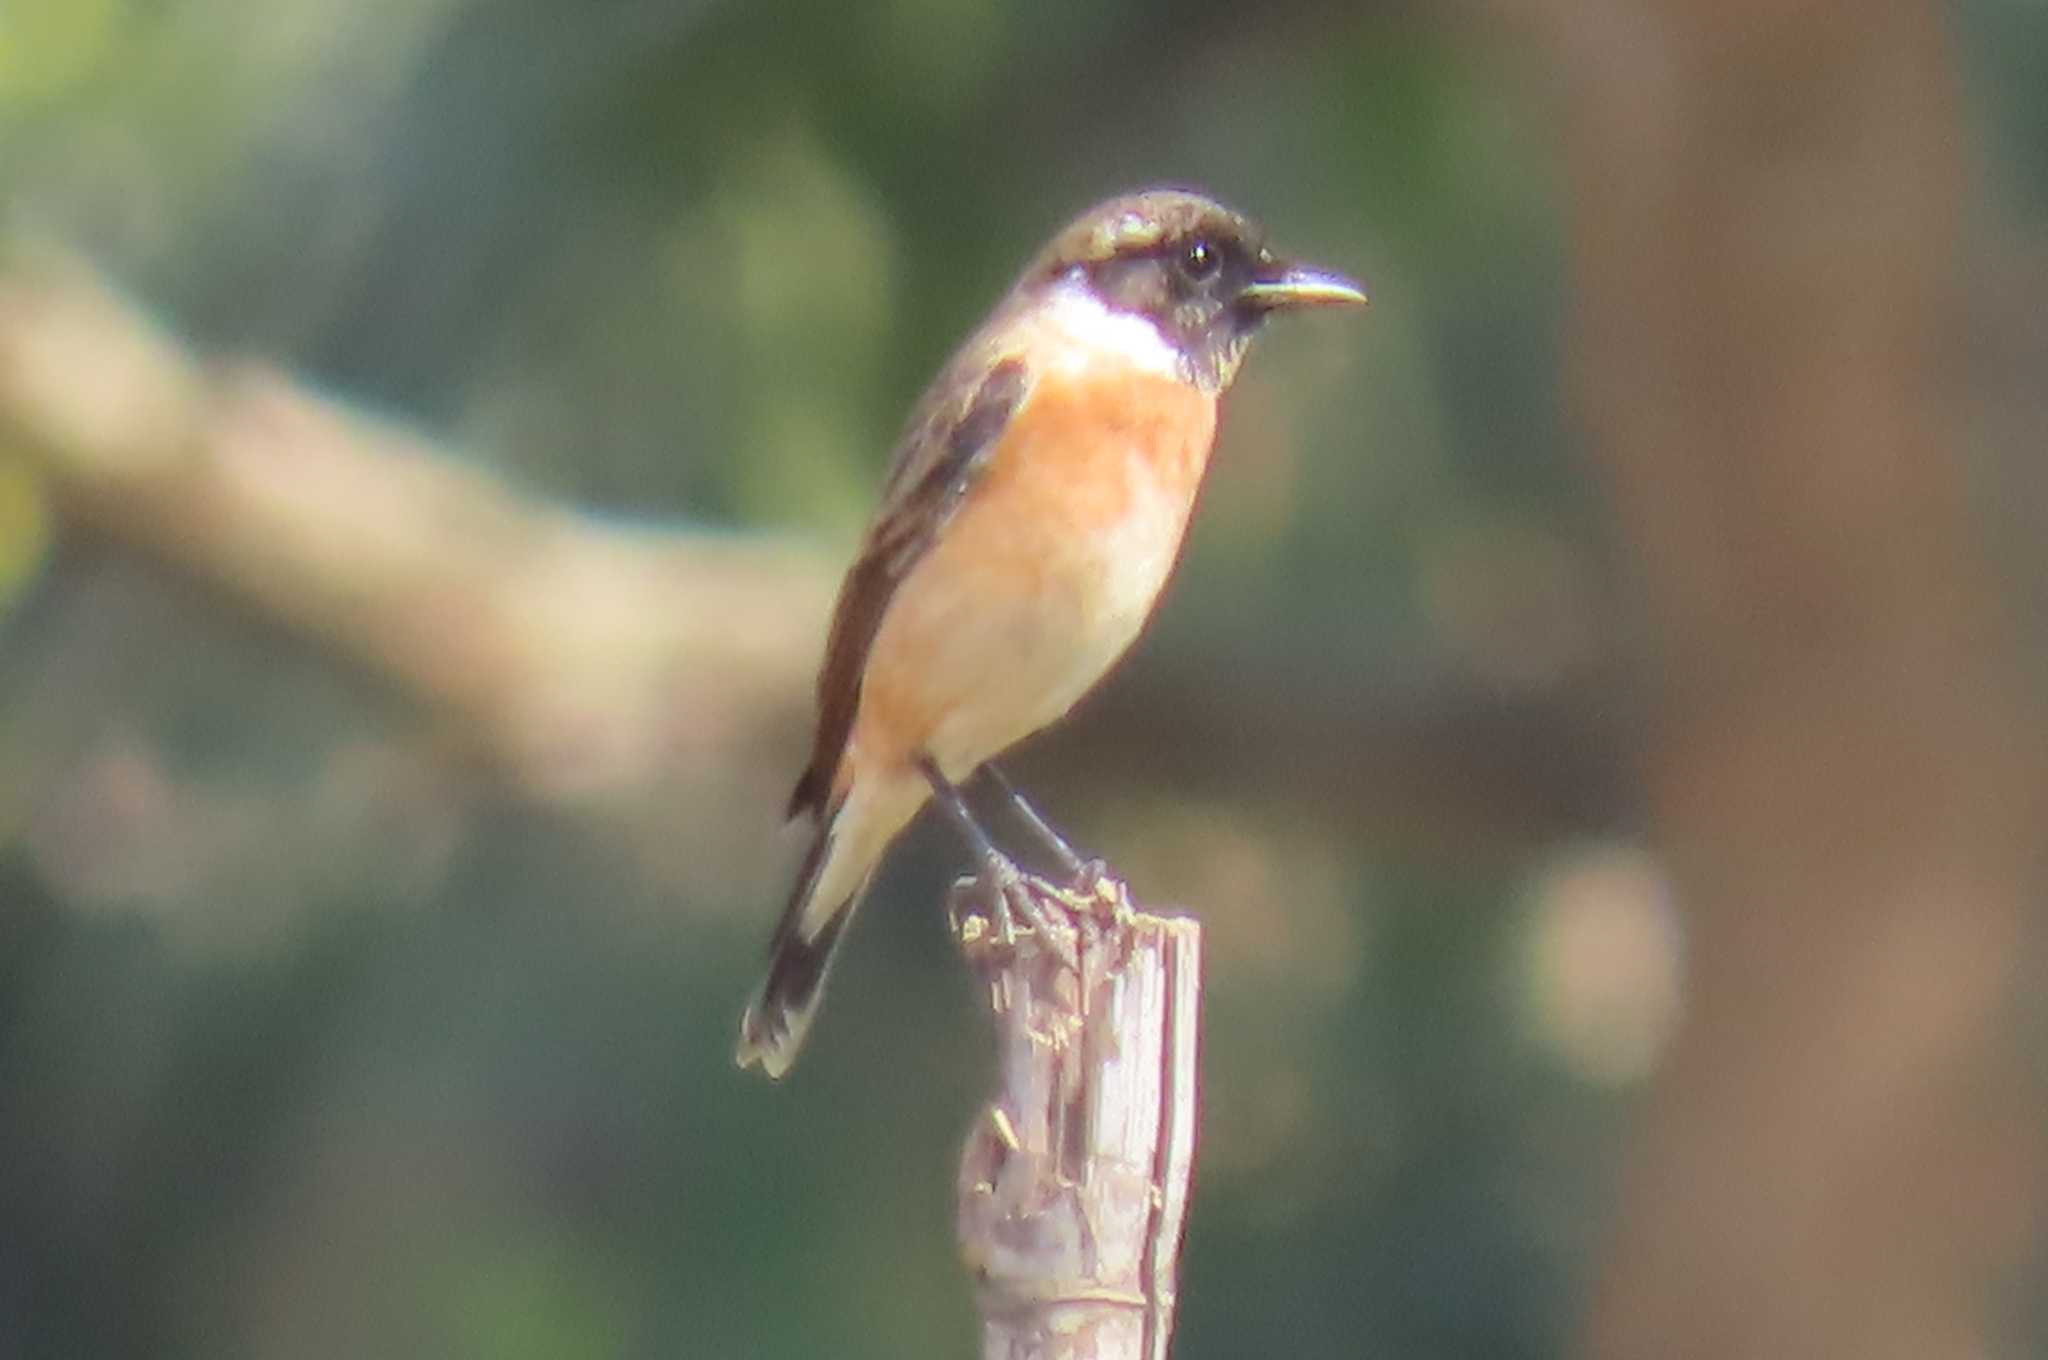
left=854, top=456, right=1197, bottom=781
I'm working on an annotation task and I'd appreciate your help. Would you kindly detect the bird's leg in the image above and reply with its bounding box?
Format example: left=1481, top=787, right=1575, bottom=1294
left=982, top=764, right=1116, bottom=913
left=919, top=756, right=1063, bottom=947
left=979, top=764, right=1086, bottom=880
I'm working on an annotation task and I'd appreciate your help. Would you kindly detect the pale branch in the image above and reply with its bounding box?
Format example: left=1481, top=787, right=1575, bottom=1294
left=0, top=232, right=833, bottom=801
left=954, top=872, right=1201, bottom=1360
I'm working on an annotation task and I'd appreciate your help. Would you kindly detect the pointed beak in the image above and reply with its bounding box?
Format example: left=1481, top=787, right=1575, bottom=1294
left=1238, top=262, right=1369, bottom=312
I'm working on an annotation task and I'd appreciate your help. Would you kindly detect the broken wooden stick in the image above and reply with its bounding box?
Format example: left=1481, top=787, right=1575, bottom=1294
left=953, top=871, right=1203, bottom=1360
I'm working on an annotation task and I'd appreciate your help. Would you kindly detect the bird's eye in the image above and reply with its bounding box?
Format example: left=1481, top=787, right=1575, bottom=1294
left=1180, top=239, right=1221, bottom=281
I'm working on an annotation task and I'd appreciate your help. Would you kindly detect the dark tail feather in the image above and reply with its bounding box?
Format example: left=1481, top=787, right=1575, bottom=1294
left=787, top=762, right=829, bottom=821
left=735, top=807, right=863, bottom=1078
left=735, top=905, right=853, bottom=1078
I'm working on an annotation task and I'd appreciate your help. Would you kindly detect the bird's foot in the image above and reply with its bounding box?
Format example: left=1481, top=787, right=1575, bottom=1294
left=947, top=853, right=1082, bottom=970
left=1072, top=858, right=1126, bottom=917
left=1037, top=857, right=1128, bottom=929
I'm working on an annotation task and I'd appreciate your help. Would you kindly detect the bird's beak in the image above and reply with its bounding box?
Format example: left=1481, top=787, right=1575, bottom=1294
left=1238, top=261, right=1369, bottom=312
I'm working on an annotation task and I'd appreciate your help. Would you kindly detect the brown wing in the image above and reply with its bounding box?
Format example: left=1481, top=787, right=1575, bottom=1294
left=785, top=355, right=1031, bottom=819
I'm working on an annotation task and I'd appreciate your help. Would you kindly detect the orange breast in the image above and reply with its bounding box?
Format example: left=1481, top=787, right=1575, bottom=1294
left=973, top=366, right=1218, bottom=552
left=846, top=363, right=1220, bottom=777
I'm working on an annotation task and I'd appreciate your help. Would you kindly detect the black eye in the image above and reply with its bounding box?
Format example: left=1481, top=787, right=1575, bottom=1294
left=1180, top=238, right=1221, bottom=281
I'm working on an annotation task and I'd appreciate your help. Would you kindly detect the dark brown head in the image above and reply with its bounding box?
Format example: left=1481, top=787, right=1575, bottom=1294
left=1025, top=188, right=1367, bottom=392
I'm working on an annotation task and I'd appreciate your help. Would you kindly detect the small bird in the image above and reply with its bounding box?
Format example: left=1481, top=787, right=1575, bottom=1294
left=736, top=188, right=1366, bottom=1077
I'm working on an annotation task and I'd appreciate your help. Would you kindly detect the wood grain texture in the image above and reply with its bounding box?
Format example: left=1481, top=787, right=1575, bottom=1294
left=953, top=872, right=1202, bottom=1360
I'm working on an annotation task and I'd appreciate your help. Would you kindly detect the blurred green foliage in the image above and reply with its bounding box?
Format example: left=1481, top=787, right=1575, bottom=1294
left=0, top=459, right=50, bottom=622
left=1, top=1, right=2045, bottom=1357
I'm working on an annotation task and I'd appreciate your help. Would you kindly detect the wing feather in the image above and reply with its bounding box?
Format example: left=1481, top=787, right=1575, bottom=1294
left=786, top=355, right=1031, bottom=818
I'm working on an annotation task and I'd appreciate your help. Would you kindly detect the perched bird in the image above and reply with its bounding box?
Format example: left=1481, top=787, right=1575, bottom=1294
left=736, top=188, right=1366, bottom=1077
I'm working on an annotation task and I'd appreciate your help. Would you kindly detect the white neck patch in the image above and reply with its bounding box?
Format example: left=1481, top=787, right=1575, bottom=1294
left=1036, top=273, right=1185, bottom=381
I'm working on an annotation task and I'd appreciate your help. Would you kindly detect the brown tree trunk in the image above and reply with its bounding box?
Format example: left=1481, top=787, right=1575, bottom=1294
left=1519, top=1, right=2047, bottom=1354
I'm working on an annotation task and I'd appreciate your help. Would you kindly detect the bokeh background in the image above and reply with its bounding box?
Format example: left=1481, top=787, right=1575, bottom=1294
left=2, top=1, right=2045, bottom=1356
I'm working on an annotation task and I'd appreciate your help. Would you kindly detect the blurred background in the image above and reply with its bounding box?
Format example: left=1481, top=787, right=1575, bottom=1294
left=1, top=0, right=2045, bottom=1356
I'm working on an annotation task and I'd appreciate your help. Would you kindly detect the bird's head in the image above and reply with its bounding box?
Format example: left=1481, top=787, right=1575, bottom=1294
left=1025, top=188, right=1367, bottom=392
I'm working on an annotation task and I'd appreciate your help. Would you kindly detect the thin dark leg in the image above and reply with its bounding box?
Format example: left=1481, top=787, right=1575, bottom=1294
left=981, top=764, right=1086, bottom=879
left=920, top=755, right=1010, bottom=867
left=919, top=755, right=1057, bottom=945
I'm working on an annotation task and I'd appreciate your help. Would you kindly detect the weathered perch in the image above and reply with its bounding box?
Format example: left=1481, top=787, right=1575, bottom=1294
left=952, top=871, right=1203, bottom=1360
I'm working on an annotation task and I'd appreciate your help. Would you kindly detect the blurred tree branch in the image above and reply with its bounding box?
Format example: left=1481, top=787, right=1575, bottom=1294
left=0, top=230, right=1625, bottom=855
left=0, top=232, right=832, bottom=804
left=1504, top=0, right=2048, bottom=1353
